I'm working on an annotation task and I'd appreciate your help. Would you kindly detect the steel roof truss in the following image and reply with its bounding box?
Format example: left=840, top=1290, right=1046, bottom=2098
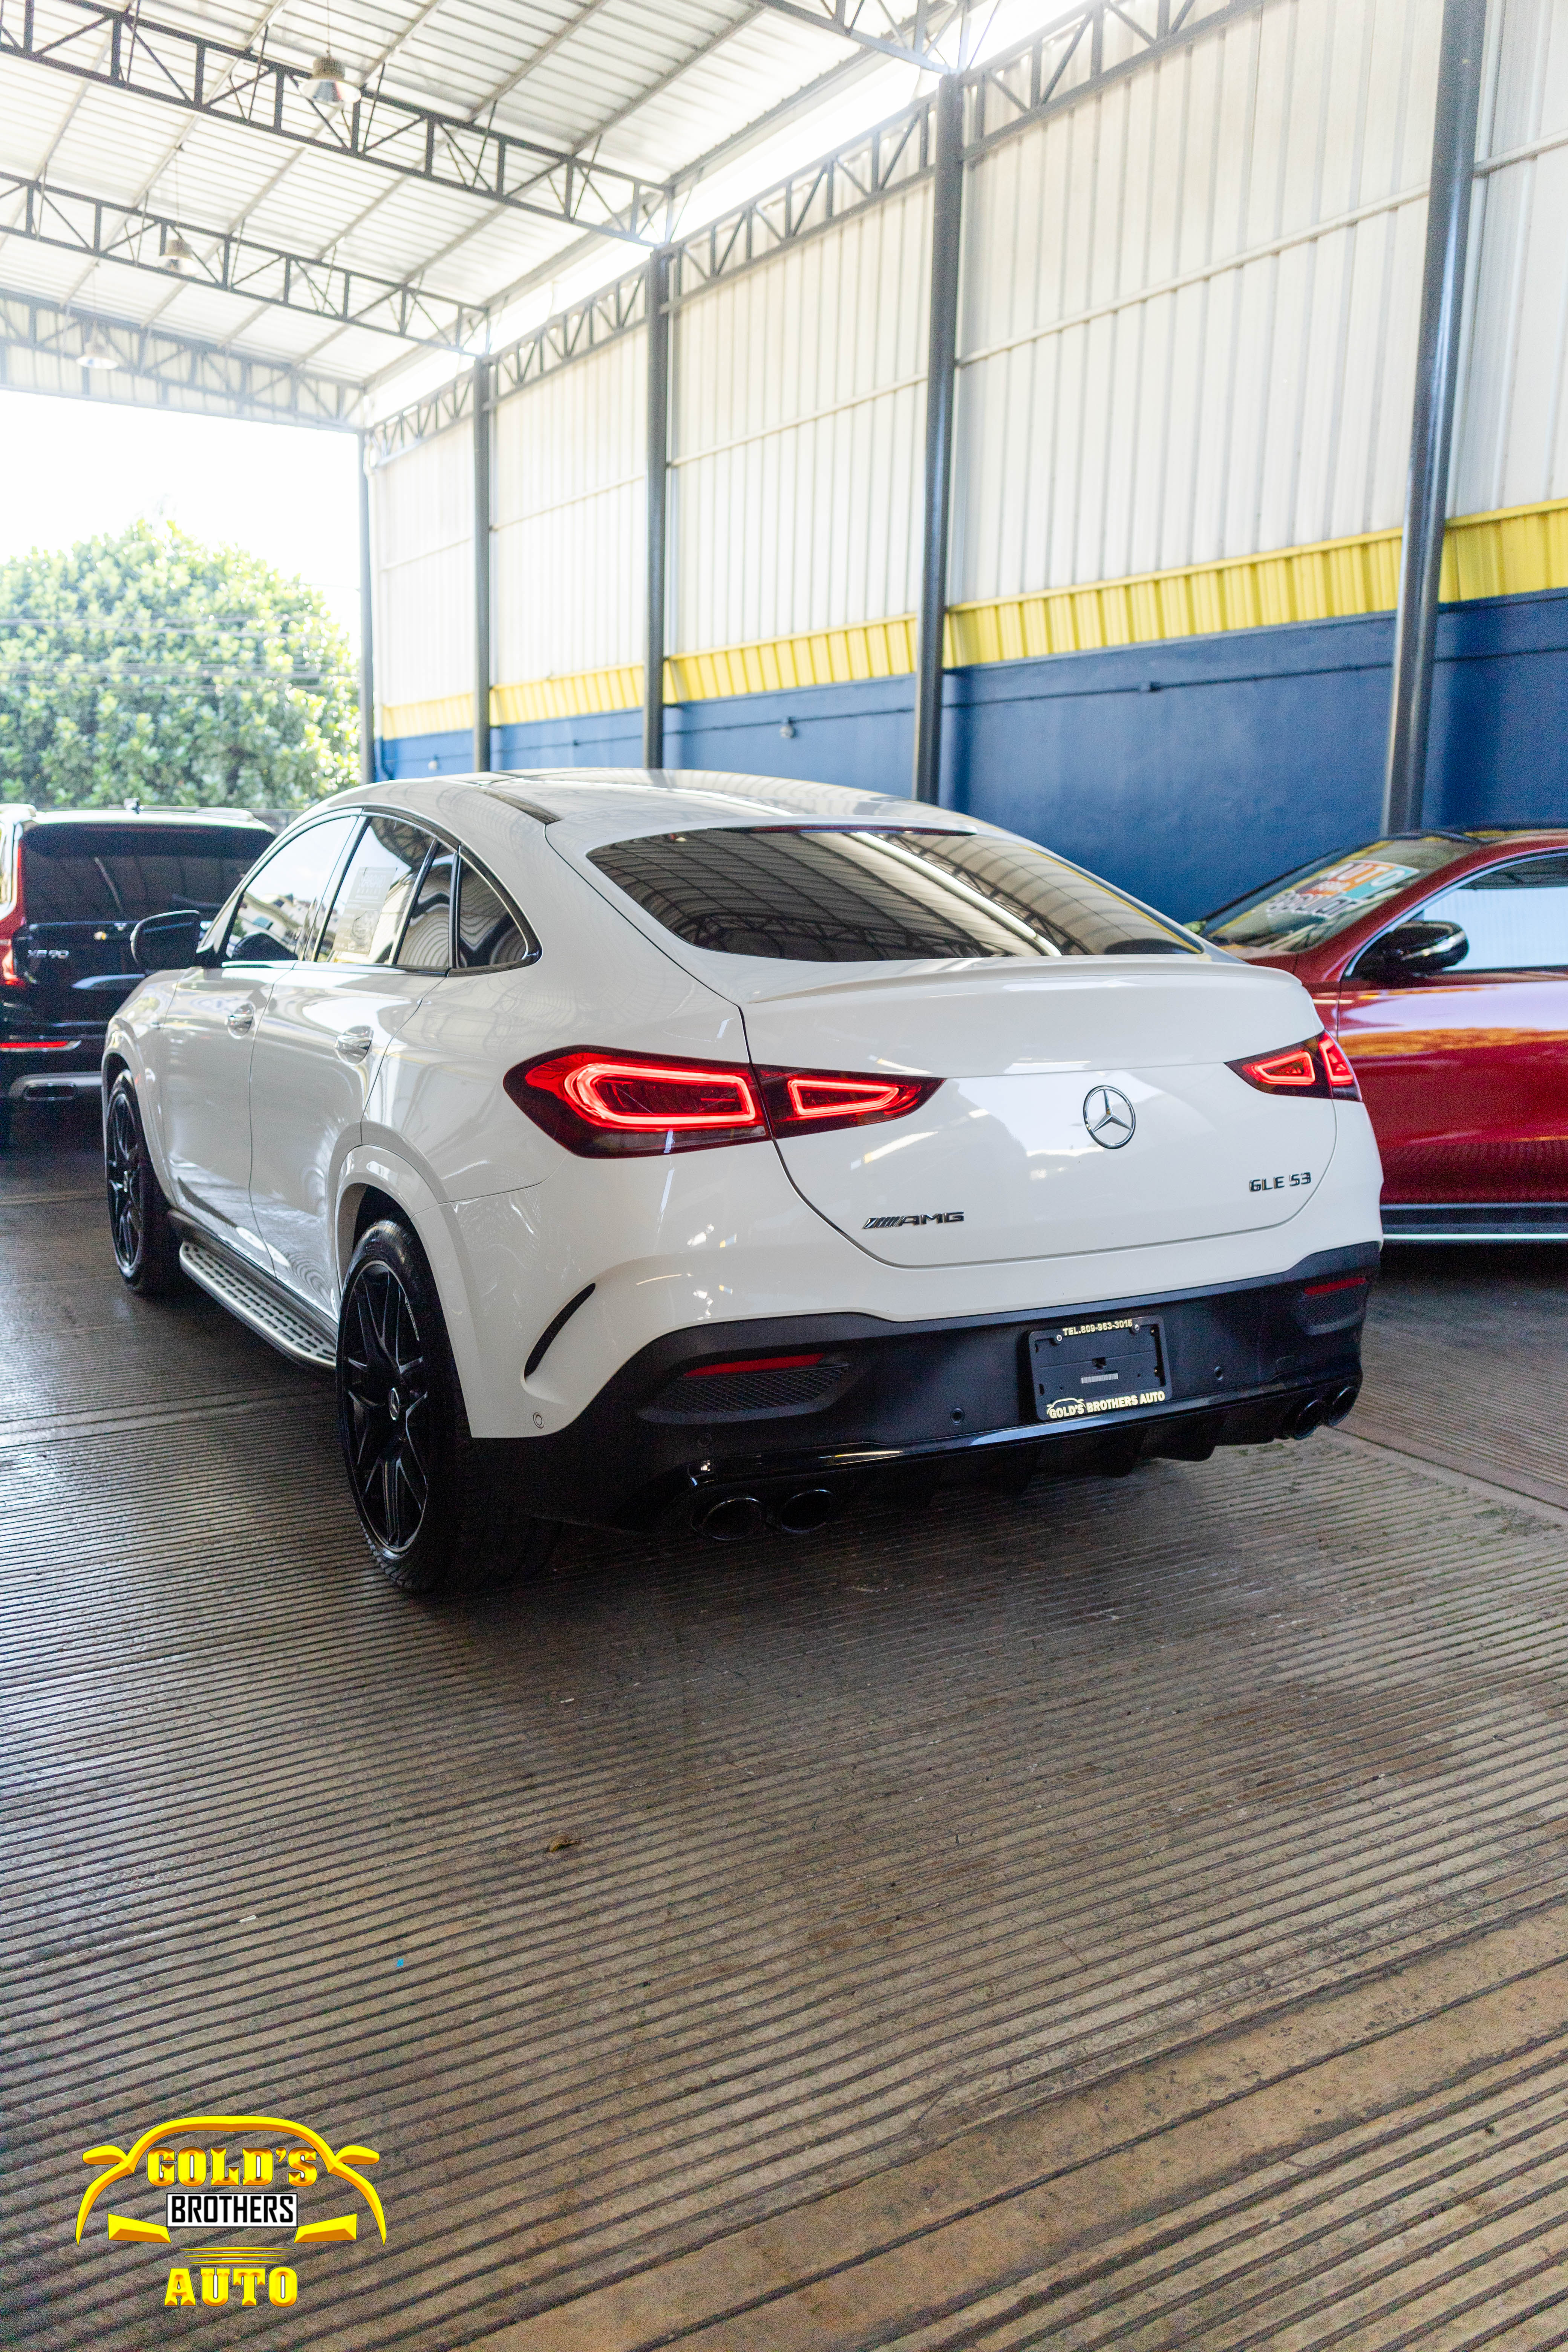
left=753, top=0, right=982, bottom=71
left=0, top=169, right=486, bottom=346
left=1, top=0, right=675, bottom=242
left=0, top=283, right=360, bottom=422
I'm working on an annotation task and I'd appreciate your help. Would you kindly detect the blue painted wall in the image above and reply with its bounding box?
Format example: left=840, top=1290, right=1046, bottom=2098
left=379, top=584, right=1568, bottom=921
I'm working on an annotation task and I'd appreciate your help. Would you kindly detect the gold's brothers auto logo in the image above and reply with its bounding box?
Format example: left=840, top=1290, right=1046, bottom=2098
left=75, top=2112, right=386, bottom=2311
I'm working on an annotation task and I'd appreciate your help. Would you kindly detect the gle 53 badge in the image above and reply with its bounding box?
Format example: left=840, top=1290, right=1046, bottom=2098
left=75, top=2112, right=386, bottom=2312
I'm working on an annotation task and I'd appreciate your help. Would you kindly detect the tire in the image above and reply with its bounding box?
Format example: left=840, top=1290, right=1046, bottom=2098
left=105, top=1072, right=183, bottom=1295
left=337, top=1217, right=558, bottom=1595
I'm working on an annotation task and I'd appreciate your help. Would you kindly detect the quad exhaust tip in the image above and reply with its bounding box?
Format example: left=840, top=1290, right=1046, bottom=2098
left=694, top=1487, right=843, bottom=1541
left=695, top=1494, right=764, bottom=1542
left=1283, top=1381, right=1361, bottom=1441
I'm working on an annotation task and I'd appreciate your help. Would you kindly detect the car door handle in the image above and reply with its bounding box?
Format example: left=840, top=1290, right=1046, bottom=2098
left=335, top=1026, right=374, bottom=1061
left=226, top=1004, right=255, bottom=1035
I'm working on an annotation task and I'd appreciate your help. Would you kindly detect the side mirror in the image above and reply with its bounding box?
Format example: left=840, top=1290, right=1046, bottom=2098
left=130, top=909, right=211, bottom=973
left=1351, top=918, right=1468, bottom=985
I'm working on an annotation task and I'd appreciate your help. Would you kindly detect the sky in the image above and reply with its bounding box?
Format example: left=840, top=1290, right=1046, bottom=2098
left=0, top=389, right=362, bottom=642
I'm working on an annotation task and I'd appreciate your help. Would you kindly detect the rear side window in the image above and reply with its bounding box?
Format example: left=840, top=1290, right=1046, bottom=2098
left=20, top=824, right=266, bottom=923
left=586, top=828, right=1196, bottom=963
left=1421, top=853, right=1568, bottom=972
left=224, top=816, right=358, bottom=963
left=455, top=857, right=537, bottom=968
left=316, top=819, right=433, bottom=965
left=1197, top=836, right=1471, bottom=952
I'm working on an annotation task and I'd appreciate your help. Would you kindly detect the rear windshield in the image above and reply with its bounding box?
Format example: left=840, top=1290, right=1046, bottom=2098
left=1195, top=836, right=1473, bottom=952
left=21, top=824, right=265, bottom=923
left=587, top=828, right=1199, bottom=963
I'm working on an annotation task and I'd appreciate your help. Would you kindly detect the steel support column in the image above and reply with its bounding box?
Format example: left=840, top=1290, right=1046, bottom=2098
left=912, top=77, right=963, bottom=805
left=643, top=248, right=672, bottom=770
left=357, top=434, right=376, bottom=788
left=1381, top=0, right=1487, bottom=834
left=472, top=357, right=492, bottom=776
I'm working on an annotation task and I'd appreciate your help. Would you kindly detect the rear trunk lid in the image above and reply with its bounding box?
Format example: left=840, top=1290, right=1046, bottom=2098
left=16, top=919, right=140, bottom=1027
left=740, top=959, right=1337, bottom=1266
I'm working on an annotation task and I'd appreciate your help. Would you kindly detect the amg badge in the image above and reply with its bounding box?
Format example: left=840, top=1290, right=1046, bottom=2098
left=863, top=1211, right=965, bottom=1229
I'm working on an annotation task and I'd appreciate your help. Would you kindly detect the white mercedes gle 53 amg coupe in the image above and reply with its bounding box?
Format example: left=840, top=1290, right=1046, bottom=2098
left=104, top=771, right=1381, bottom=1591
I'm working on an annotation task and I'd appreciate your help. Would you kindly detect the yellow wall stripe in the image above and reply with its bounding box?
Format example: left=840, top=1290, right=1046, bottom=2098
left=379, top=496, right=1568, bottom=741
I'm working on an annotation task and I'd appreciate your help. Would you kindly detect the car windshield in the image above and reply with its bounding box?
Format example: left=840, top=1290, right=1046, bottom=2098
left=20, top=823, right=266, bottom=923
left=1194, top=836, right=1474, bottom=952
left=587, top=827, right=1199, bottom=963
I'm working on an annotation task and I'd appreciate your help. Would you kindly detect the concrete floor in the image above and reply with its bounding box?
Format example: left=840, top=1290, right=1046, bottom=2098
left=4, top=1102, right=1568, bottom=2350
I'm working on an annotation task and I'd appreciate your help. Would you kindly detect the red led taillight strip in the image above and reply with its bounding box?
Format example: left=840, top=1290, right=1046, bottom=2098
left=507, top=1047, right=940, bottom=1158
left=1228, top=1034, right=1361, bottom=1101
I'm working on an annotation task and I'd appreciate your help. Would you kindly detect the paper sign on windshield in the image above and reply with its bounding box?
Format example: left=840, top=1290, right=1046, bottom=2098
left=1257, top=859, right=1418, bottom=920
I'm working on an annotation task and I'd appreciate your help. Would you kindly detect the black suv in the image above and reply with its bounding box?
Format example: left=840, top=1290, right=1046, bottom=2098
left=0, top=805, right=273, bottom=1148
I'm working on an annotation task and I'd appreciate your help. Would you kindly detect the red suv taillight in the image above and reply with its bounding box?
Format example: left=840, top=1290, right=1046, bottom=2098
left=505, top=1048, right=939, bottom=1157
left=1228, top=1032, right=1361, bottom=1101
left=0, top=838, right=23, bottom=988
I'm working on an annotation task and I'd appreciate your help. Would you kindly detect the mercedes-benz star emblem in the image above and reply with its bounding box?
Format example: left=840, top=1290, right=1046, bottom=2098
left=1083, top=1086, right=1136, bottom=1149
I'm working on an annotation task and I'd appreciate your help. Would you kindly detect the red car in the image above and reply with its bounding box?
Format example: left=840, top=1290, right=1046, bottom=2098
left=1194, top=829, right=1568, bottom=1241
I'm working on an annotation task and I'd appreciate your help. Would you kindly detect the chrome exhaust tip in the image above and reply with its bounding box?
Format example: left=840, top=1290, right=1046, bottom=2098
left=772, top=1487, right=838, bottom=1535
left=694, top=1494, right=764, bottom=1542
left=1323, top=1381, right=1361, bottom=1425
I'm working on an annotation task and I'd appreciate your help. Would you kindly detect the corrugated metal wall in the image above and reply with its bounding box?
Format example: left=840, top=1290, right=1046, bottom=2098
left=670, top=182, right=931, bottom=658
left=370, top=420, right=473, bottom=730
left=1455, top=0, right=1568, bottom=513
left=952, top=0, right=1441, bottom=605
left=369, top=0, right=1568, bottom=740
left=492, top=333, right=645, bottom=695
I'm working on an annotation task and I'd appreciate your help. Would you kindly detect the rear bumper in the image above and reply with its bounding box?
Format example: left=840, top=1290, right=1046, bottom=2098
left=508, top=1242, right=1379, bottom=1533
left=0, top=1024, right=106, bottom=1101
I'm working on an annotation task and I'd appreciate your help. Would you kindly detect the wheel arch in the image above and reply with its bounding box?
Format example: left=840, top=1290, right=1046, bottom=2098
left=335, top=1148, right=485, bottom=1428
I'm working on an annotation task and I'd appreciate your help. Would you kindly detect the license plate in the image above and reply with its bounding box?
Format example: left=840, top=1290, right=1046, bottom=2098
left=1029, top=1315, right=1168, bottom=1423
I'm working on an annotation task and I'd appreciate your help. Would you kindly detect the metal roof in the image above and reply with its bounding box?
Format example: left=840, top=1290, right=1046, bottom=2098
left=0, top=0, right=922, bottom=422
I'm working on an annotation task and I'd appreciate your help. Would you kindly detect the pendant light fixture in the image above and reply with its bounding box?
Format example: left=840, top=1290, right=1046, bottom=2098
left=80, top=324, right=121, bottom=370
left=163, top=229, right=197, bottom=273
left=305, top=54, right=358, bottom=107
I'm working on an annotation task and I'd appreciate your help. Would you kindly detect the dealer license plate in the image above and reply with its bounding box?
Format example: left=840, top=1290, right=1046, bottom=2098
left=1029, top=1315, right=1168, bottom=1424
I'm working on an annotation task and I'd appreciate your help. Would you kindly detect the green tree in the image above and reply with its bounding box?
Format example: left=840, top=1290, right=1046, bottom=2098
left=0, top=519, right=360, bottom=812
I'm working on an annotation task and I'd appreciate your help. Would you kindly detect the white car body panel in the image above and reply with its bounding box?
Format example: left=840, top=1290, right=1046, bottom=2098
left=104, top=768, right=1384, bottom=1479
left=251, top=964, right=432, bottom=1312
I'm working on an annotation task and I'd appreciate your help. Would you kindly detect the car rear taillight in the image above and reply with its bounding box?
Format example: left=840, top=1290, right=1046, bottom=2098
left=758, top=1069, right=940, bottom=1137
left=1228, top=1033, right=1361, bottom=1102
left=0, top=842, right=23, bottom=989
left=1318, top=1036, right=1361, bottom=1097
left=506, top=1049, right=768, bottom=1155
left=505, top=1049, right=940, bottom=1156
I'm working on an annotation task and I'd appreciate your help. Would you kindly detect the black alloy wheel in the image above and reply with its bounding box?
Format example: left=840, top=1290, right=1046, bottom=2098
left=338, top=1256, right=433, bottom=1560
left=105, top=1070, right=182, bottom=1294
left=336, top=1217, right=557, bottom=1594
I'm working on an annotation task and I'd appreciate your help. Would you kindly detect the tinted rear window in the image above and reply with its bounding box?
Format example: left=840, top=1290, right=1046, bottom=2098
left=21, top=825, right=265, bottom=923
left=1196, top=837, right=1472, bottom=952
left=587, top=828, right=1198, bottom=963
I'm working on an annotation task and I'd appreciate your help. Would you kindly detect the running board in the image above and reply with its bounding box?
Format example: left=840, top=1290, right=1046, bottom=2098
left=179, top=1241, right=337, bottom=1371
left=1382, top=1203, right=1568, bottom=1243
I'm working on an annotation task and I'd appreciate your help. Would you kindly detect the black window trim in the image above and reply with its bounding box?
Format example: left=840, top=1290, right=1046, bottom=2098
left=355, top=805, right=541, bottom=975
